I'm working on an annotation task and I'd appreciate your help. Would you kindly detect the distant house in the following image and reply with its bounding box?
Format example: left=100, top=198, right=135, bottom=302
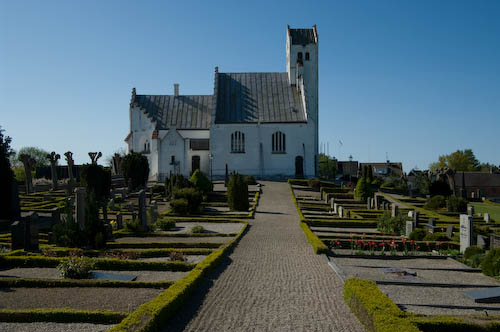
left=453, top=171, right=500, bottom=199
left=359, top=162, right=404, bottom=178
left=335, top=160, right=358, bottom=178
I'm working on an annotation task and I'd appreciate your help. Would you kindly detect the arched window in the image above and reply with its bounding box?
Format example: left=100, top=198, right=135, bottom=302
left=231, top=131, right=245, bottom=153
left=272, top=131, right=286, bottom=153
left=297, top=52, right=303, bottom=60
left=305, top=52, right=310, bottom=61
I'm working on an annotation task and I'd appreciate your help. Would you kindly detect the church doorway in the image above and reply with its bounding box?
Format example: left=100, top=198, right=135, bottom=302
left=295, top=156, right=304, bottom=178
left=191, top=156, right=200, bottom=175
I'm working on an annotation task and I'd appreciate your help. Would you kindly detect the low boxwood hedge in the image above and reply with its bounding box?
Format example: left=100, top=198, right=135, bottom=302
left=0, top=277, right=173, bottom=289
left=410, top=314, right=500, bottom=332
left=299, top=222, right=328, bottom=254
left=0, top=308, right=126, bottom=324
left=106, top=242, right=223, bottom=249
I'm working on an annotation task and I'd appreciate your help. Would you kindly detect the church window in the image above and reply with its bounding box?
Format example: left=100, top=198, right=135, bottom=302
left=297, top=52, right=303, bottom=60
left=231, top=131, right=245, bottom=153
left=170, top=155, right=176, bottom=165
left=305, top=52, right=310, bottom=61
left=272, top=131, right=286, bottom=153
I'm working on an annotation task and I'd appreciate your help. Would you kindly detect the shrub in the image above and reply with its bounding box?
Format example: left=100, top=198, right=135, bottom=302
left=57, top=256, right=95, bottom=279
left=409, top=228, right=426, bottom=241
left=155, top=218, right=176, bottom=231
left=170, top=198, right=189, bottom=215
left=121, top=152, right=149, bottom=191
left=80, top=163, right=111, bottom=202
left=423, top=195, right=446, bottom=210
left=169, top=251, right=186, bottom=262
left=429, top=179, right=452, bottom=197
left=227, top=173, right=249, bottom=211
left=191, top=225, right=205, bottom=234
left=151, top=184, right=165, bottom=196
left=124, top=218, right=144, bottom=233
left=377, top=211, right=406, bottom=235
left=481, top=248, right=500, bottom=277
left=464, top=245, right=485, bottom=260
left=189, top=170, right=212, bottom=195
left=0, top=127, right=16, bottom=221
left=165, top=174, right=190, bottom=199
left=467, top=253, right=486, bottom=268
left=381, top=175, right=409, bottom=194
left=308, top=178, right=321, bottom=191
left=354, top=177, right=372, bottom=202
left=83, top=191, right=107, bottom=249
left=172, top=188, right=202, bottom=214
left=447, top=196, right=467, bottom=213
left=422, top=232, right=449, bottom=242
left=245, top=175, right=257, bottom=185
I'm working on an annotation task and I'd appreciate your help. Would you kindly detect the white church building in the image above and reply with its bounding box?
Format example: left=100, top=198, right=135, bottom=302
left=125, top=25, right=319, bottom=181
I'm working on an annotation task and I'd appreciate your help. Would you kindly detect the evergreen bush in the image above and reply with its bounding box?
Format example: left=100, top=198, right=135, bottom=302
left=0, top=127, right=15, bottom=221
left=52, top=200, right=82, bottom=247
left=377, top=211, right=406, bottom=235
left=170, top=198, right=190, bottom=215
left=124, top=217, right=144, bottom=233
left=227, top=172, right=249, bottom=211
left=481, top=248, right=500, bottom=277
left=409, top=228, right=426, bottom=241
left=189, top=170, right=212, bottom=194
left=172, top=188, right=202, bottom=214
left=121, top=152, right=149, bottom=191
left=464, top=246, right=485, bottom=260
left=354, top=177, right=372, bottom=202
left=429, top=179, right=452, bottom=197
left=154, top=218, right=176, bottom=231
left=423, top=195, right=446, bottom=210
left=422, top=232, right=449, bottom=242
left=446, top=196, right=467, bottom=213
left=151, top=184, right=165, bottom=196
left=57, top=256, right=95, bottom=279
left=191, top=225, right=205, bottom=234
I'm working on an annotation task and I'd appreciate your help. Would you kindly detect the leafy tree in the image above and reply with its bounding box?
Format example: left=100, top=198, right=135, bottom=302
left=0, top=126, right=16, bottom=220
left=80, top=164, right=111, bottom=202
left=354, top=176, right=372, bottom=202
left=121, top=152, right=149, bottom=191
left=14, top=146, right=51, bottom=168
left=318, top=153, right=336, bottom=180
left=430, top=149, right=480, bottom=172
left=189, top=169, right=212, bottom=195
left=411, top=171, right=430, bottom=196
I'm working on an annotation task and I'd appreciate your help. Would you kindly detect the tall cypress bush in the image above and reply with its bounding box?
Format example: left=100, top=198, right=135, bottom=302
left=227, top=172, right=248, bottom=211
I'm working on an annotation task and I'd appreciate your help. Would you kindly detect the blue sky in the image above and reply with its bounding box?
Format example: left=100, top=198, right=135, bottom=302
left=1, top=0, right=499, bottom=171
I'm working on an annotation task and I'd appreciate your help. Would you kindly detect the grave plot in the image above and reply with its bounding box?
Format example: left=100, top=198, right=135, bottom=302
left=1, top=175, right=254, bottom=331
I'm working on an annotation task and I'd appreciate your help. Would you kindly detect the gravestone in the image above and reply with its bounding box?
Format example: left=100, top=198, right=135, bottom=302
left=132, top=212, right=137, bottom=222
left=75, top=187, right=86, bottom=230
left=11, top=221, right=25, bottom=250
left=490, top=234, right=500, bottom=249
left=338, top=206, right=343, bottom=218
left=345, top=210, right=351, bottom=218
left=109, top=199, right=115, bottom=211
left=477, top=235, right=488, bottom=249
left=367, top=197, right=372, bottom=210
left=47, top=151, right=61, bottom=191
left=408, top=211, right=414, bottom=219
left=150, top=201, right=158, bottom=224
left=446, top=225, right=454, bottom=239
left=104, top=223, right=113, bottom=240
left=413, top=211, right=419, bottom=223
left=460, top=214, right=473, bottom=253
left=428, top=218, right=435, bottom=226
left=138, top=190, right=147, bottom=231
left=375, top=195, right=381, bottom=210
left=330, top=198, right=335, bottom=212
left=116, top=212, right=123, bottom=230
left=333, top=203, right=338, bottom=215
left=468, top=206, right=475, bottom=217
left=406, top=221, right=415, bottom=237
left=51, top=208, right=61, bottom=228
left=25, top=212, right=39, bottom=251
left=484, top=213, right=490, bottom=223
left=391, top=204, right=398, bottom=218
left=111, top=153, right=123, bottom=175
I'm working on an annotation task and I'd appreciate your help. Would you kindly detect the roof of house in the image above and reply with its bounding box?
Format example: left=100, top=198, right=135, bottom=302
left=289, top=28, right=317, bottom=45
left=132, top=94, right=213, bottom=130
left=214, top=72, right=306, bottom=124
left=454, top=172, right=500, bottom=188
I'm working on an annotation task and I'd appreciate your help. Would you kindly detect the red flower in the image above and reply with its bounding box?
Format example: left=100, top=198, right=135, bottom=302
left=402, top=237, right=408, bottom=243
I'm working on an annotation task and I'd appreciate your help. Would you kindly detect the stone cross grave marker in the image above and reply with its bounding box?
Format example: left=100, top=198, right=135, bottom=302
left=47, top=151, right=61, bottom=191
left=75, top=187, right=86, bottom=230
left=460, top=214, right=473, bottom=253
left=138, top=190, right=147, bottom=231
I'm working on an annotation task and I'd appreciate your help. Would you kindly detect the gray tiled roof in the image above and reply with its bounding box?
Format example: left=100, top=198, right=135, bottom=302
left=133, top=95, right=212, bottom=129
left=289, top=28, right=316, bottom=45
left=215, top=72, right=306, bottom=123
left=454, top=172, right=500, bottom=187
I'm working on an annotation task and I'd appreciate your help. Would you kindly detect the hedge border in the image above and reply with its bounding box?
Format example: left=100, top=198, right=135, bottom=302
left=0, top=277, right=173, bottom=289
left=107, top=221, right=249, bottom=332
left=288, top=180, right=328, bottom=254
left=0, top=308, right=127, bottom=324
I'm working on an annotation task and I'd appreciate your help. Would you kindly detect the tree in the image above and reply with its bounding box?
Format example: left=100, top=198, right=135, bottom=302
left=227, top=172, right=249, bottom=211
left=318, top=153, right=336, bottom=180
left=0, top=126, right=16, bottom=220
left=430, top=149, right=480, bottom=172
left=354, top=176, right=372, bottom=202
left=121, top=152, right=149, bottom=191
left=14, top=146, right=51, bottom=168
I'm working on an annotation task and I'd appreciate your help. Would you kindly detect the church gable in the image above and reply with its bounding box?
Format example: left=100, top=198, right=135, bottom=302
left=214, top=72, right=306, bottom=124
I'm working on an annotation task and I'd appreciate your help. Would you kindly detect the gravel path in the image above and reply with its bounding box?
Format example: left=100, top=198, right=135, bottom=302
left=162, top=181, right=365, bottom=332
left=159, top=222, right=244, bottom=235
left=114, top=236, right=232, bottom=244
left=0, top=322, right=113, bottom=332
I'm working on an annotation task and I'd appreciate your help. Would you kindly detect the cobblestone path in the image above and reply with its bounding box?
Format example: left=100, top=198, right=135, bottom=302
left=162, top=181, right=365, bottom=332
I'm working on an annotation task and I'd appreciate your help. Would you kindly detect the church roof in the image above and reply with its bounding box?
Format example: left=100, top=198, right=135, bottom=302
left=289, top=28, right=317, bottom=45
left=132, top=95, right=212, bottom=130
left=215, top=72, right=306, bottom=124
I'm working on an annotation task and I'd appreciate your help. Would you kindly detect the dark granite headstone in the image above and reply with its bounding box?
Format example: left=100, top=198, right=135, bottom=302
left=446, top=225, right=454, bottom=239
left=24, top=212, right=39, bottom=251
left=11, top=220, right=25, bottom=250
left=465, top=287, right=500, bottom=303
left=116, top=212, right=123, bottom=230
left=477, top=235, right=488, bottom=249
left=490, top=234, right=500, bottom=249
left=428, top=218, right=435, bottom=226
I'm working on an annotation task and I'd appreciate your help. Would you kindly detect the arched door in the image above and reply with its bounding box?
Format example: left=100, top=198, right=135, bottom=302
left=295, top=156, right=304, bottom=178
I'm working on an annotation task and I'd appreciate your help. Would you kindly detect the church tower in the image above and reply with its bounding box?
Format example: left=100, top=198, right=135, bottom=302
left=286, top=25, right=319, bottom=174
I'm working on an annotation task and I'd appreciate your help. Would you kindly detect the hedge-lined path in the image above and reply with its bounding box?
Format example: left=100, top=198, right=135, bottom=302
left=162, top=181, right=365, bottom=332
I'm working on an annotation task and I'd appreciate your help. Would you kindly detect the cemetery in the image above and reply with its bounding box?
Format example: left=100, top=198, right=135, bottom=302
left=289, top=176, right=500, bottom=331
left=0, top=146, right=258, bottom=331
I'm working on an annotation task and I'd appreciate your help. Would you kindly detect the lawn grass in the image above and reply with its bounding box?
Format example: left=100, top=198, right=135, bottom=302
left=470, top=202, right=500, bottom=222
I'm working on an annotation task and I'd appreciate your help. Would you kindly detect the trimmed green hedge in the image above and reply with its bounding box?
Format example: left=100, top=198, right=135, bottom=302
left=344, top=278, right=420, bottom=332
left=0, top=277, right=173, bottom=289
left=299, top=222, right=328, bottom=254
left=106, top=242, right=223, bottom=249
left=107, top=221, right=248, bottom=332
left=0, top=308, right=126, bottom=324
left=410, top=315, right=500, bottom=332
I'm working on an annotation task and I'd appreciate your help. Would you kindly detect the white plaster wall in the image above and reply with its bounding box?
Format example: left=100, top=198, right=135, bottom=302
left=210, top=122, right=315, bottom=179
left=127, top=106, right=157, bottom=181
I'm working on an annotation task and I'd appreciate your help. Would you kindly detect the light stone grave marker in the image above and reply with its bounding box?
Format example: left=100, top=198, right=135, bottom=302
left=391, top=204, right=398, bottom=218
left=460, top=214, right=473, bottom=253
left=138, top=190, right=147, bottom=231
left=484, top=213, right=490, bottom=223
left=468, top=206, right=475, bottom=217
left=406, top=221, right=414, bottom=237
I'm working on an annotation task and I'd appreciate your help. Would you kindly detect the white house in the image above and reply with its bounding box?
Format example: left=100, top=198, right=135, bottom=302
left=125, top=25, right=319, bottom=181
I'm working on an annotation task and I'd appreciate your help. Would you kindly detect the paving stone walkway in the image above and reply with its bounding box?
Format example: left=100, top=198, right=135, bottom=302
left=162, top=181, right=365, bottom=332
